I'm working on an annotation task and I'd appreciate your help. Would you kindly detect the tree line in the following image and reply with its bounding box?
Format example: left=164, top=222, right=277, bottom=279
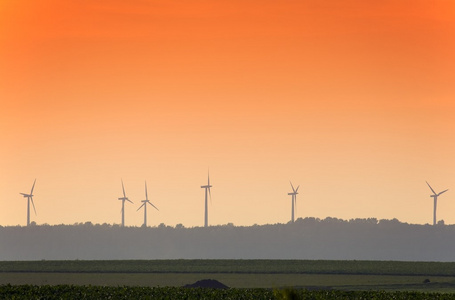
left=0, top=217, right=453, bottom=261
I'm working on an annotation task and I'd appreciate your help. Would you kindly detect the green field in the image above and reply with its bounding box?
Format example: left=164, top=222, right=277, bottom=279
left=1, top=260, right=455, bottom=293
left=2, top=285, right=455, bottom=300
left=2, top=272, right=455, bottom=292
left=2, top=260, right=455, bottom=276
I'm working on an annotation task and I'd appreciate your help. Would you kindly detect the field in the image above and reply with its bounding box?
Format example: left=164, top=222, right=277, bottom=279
left=2, top=259, right=455, bottom=275
left=2, top=272, right=455, bottom=291
left=0, top=259, right=455, bottom=277
left=3, top=285, right=455, bottom=300
left=2, top=260, right=455, bottom=298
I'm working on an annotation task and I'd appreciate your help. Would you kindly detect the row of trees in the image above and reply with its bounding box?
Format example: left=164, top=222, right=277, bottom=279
left=1, top=217, right=453, bottom=261
left=7, top=216, right=446, bottom=229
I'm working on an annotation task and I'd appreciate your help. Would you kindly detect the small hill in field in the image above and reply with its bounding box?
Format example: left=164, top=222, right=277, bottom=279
left=184, top=279, right=229, bottom=289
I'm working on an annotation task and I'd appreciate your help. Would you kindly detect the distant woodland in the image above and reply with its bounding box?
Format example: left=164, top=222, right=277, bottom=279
left=1, top=218, right=455, bottom=261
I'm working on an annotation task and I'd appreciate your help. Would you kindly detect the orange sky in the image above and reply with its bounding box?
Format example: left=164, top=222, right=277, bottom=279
left=1, top=0, right=455, bottom=227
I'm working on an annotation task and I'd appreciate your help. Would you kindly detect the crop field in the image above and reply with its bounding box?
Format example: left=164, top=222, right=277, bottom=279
left=2, top=260, right=455, bottom=298
left=2, top=285, right=455, bottom=300
left=2, top=272, right=455, bottom=291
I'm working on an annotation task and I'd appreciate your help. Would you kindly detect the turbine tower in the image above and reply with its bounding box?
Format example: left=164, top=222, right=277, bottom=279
left=426, top=181, right=448, bottom=225
left=20, top=179, right=37, bottom=226
left=137, top=181, right=159, bottom=227
left=288, top=181, right=300, bottom=223
left=201, top=172, right=212, bottom=227
left=118, top=179, right=133, bottom=227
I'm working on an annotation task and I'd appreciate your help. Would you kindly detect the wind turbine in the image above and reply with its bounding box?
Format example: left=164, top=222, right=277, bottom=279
left=288, top=181, right=299, bottom=223
left=20, top=179, right=37, bottom=226
left=118, top=179, right=133, bottom=227
left=137, top=181, right=159, bottom=227
left=426, top=181, right=448, bottom=225
left=201, top=172, right=212, bottom=227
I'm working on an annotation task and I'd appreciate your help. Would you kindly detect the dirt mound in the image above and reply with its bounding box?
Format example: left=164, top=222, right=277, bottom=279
left=184, top=279, right=229, bottom=289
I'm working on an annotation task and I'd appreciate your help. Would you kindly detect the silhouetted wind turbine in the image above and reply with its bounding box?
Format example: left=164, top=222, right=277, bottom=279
left=288, top=181, right=299, bottom=223
left=201, top=172, right=212, bottom=227
left=426, top=181, right=448, bottom=225
left=137, top=181, right=158, bottom=227
left=20, top=179, right=37, bottom=226
left=118, top=179, right=133, bottom=227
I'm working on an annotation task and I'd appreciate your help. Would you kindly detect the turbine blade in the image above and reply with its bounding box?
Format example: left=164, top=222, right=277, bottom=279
left=438, top=189, right=449, bottom=196
left=426, top=181, right=437, bottom=195
left=295, top=185, right=300, bottom=193
left=148, top=202, right=159, bottom=211
left=207, top=170, right=210, bottom=186
left=290, top=181, right=295, bottom=193
left=127, top=199, right=134, bottom=204
left=30, top=196, right=37, bottom=215
left=30, top=179, right=36, bottom=194
left=208, top=187, right=212, bottom=205
left=145, top=181, right=148, bottom=200
left=121, top=179, right=126, bottom=198
left=137, top=203, right=145, bottom=211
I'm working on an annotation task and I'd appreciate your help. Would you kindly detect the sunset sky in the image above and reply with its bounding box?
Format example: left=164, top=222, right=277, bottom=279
left=1, top=0, right=454, bottom=227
